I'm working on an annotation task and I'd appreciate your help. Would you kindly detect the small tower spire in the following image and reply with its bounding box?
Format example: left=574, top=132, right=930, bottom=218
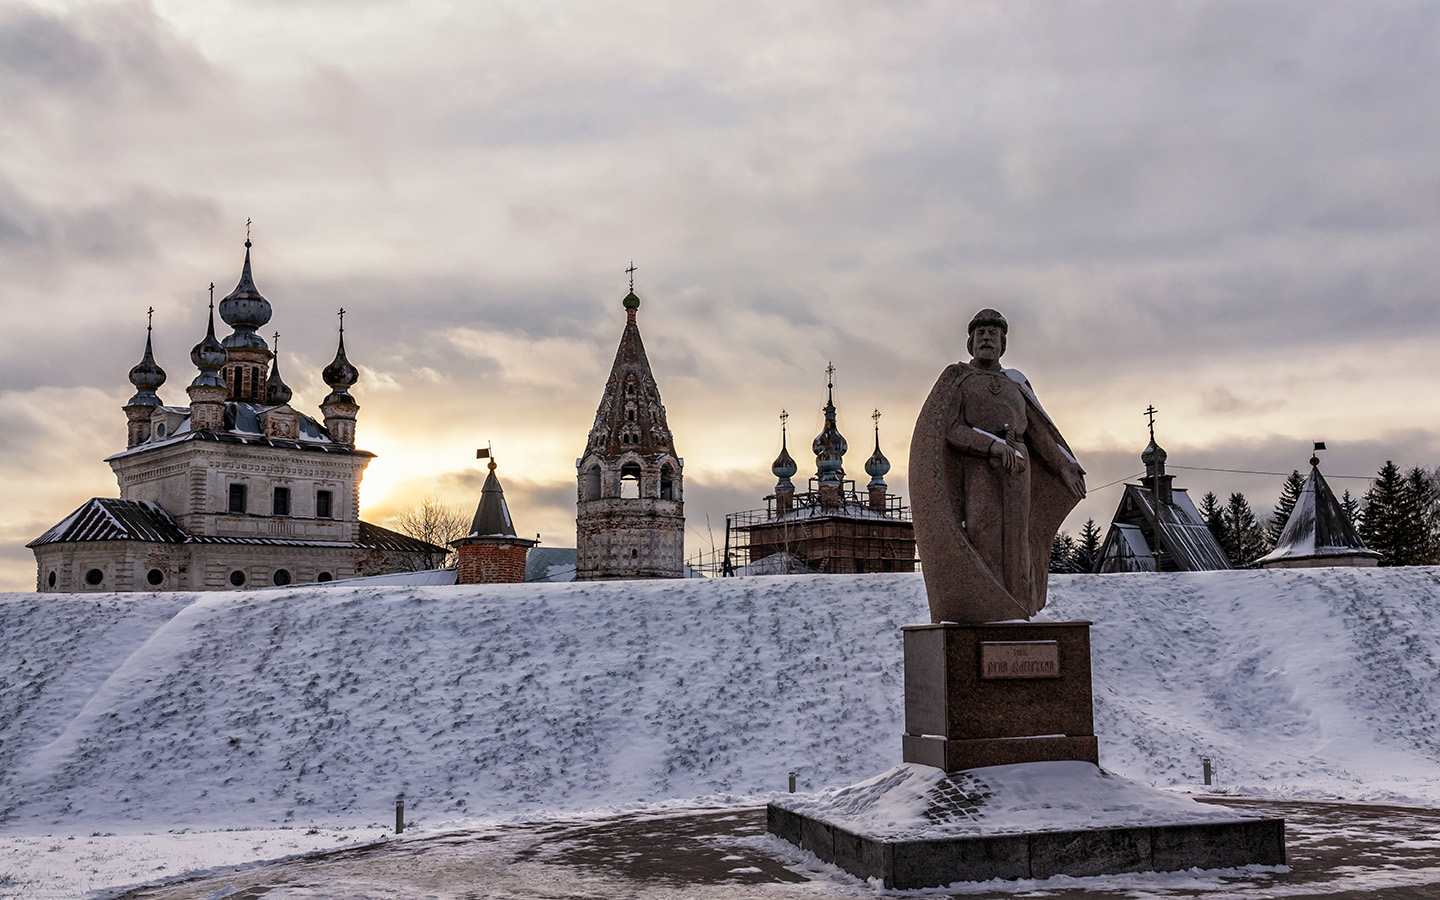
left=320, top=307, right=360, bottom=445
left=186, top=288, right=230, bottom=432
left=771, top=408, right=798, bottom=512
left=812, top=362, right=847, bottom=505
left=123, top=308, right=168, bottom=447
left=265, top=330, right=293, bottom=405
left=865, top=408, right=892, bottom=512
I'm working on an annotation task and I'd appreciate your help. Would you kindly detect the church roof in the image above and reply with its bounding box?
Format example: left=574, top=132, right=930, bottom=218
left=28, top=498, right=187, bottom=548
left=1106, top=484, right=1231, bottom=572
left=1256, top=464, right=1380, bottom=566
left=105, top=402, right=373, bottom=462
left=27, top=500, right=442, bottom=555
left=583, top=291, right=677, bottom=460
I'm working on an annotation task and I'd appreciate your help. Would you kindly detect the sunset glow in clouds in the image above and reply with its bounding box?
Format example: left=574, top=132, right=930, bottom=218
left=3, top=1, right=1440, bottom=590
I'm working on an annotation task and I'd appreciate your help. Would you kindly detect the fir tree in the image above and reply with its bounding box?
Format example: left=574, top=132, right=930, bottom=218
left=1401, top=466, right=1439, bottom=565
left=1049, top=532, right=1081, bottom=573
left=1076, top=518, right=1103, bottom=573
left=1360, top=461, right=1405, bottom=566
left=1266, top=470, right=1305, bottom=547
left=1199, top=491, right=1225, bottom=546
left=1221, top=492, right=1268, bottom=567
left=1340, top=490, right=1361, bottom=530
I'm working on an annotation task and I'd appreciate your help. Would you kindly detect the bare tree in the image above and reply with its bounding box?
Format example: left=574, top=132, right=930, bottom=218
left=389, top=496, right=470, bottom=570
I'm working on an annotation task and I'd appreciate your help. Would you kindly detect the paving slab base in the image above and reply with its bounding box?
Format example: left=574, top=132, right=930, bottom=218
left=767, top=804, right=1286, bottom=889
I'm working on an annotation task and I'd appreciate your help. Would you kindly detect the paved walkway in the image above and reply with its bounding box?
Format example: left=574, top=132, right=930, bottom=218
left=113, top=797, right=1440, bottom=899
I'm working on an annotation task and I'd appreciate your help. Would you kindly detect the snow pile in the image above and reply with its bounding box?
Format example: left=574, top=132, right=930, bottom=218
left=2, top=567, right=1439, bottom=835
left=775, top=761, right=1248, bottom=838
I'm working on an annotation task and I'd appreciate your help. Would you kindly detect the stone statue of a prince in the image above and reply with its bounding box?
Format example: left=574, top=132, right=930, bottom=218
left=909, top=309, right=1087, bottom=624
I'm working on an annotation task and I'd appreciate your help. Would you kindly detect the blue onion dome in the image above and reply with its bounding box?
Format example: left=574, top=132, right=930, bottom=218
left=865, top=428, right=891, bottom=482
left=189, top=301, right=228, bottom=388
left=772, top=434, right=798, bottom=480
left=266, top=335, right=293, bottom=405
left=322, top=318, right=359, bottom=404
left=218, top=239, right=272, bottom=350
left=127, top=325, right=166, bottom=406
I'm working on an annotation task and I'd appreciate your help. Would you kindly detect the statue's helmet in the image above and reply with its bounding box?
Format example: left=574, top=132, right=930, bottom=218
left=967, top=309, right=1008, bottom=335
left=966, top=308, right=1008, bottom=356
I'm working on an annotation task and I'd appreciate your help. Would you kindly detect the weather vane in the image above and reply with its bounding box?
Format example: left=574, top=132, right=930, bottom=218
left=626, top=261, right=637, bottom=292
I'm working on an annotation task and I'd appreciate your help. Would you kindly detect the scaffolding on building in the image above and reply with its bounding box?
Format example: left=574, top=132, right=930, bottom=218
left=687, top=477, right=916, bottom=577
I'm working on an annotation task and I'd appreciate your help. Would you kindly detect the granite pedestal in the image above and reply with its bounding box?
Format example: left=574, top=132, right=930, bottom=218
left=902, top=621, right=1098, bottom=770
left=767, top=619, right=1286, bottom=887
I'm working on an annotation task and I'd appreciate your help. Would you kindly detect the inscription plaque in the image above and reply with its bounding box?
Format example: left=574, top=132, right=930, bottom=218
left=980, top=640, right=1060, bottom=679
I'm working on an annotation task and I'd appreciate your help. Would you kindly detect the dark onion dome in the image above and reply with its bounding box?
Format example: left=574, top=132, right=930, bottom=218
left=812, top=373, right=847, bottom=483
left=126, top=325, right=166, bottom=407
left=189, top=301, right=228, bottom=388
left=772, top=425, right=798, bottom=489
left=865, top=426, right=891, bottom=485
left=1141, top=437, right=1167, bottom=470
left=218, top=239, right=273, bottom=350
left=623, top=290, right=640, bottom=310
left=321, top=319, right=359, bottom=404
left=265, top=335, right=293, bottom=405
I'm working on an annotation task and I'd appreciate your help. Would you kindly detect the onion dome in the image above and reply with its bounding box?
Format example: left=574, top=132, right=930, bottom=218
left=189, top=299, right=228, bottom=388
left=218, top=238, right=273, bottom=350
left=126, top=317, right=166, bottom=407
left=321, top=312, right=359, bottom=404
left=623, top=290, right=640, bottom=311
left=812, top=365, right=847, bottom=483
left=265, top=332, right=293, bottom=405
left=772, top=415, right=798, bottom=491
left=1141, top=438, right=1167, bottom=470
left=865, top=414, right=891, bottom=488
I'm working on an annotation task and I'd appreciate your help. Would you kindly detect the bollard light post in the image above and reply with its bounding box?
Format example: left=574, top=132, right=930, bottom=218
left=396, top=793, right=405, bottom=834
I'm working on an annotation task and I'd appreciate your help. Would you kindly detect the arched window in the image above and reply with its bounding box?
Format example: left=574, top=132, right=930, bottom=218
left=660, top=466, right=675, bottom=501
left=583, top=466, right=602, bottom=501
left=620, top=463, right=641, bottom=499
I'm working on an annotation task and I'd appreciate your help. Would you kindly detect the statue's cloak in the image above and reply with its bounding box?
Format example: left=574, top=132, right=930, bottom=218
left=908, top=363, right=1081, bottom=623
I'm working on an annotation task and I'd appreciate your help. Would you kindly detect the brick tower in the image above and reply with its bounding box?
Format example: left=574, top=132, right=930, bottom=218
left=575, top=273, right=684, bottom=580
left=455, top=450, right=537, bottom=584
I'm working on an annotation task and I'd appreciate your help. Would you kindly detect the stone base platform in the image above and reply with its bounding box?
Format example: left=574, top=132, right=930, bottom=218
left=766, top=762, right=1285, bottom=889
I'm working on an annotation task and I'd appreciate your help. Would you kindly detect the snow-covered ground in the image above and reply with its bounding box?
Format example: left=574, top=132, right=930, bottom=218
left=3, top=567, right=1439, bottom=896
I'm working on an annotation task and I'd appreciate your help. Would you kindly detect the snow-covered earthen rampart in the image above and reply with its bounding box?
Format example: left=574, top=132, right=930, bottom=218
left=2, top=567, right=1438, bottom=831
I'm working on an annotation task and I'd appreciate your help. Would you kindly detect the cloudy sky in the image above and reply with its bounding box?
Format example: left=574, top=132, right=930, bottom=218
left=3, top=0, right=1439, bottom=590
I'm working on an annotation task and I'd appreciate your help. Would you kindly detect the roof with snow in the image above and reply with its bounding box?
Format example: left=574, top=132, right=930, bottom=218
left=27, top=500, right=443, bottom=555
left=1098, top=484, right=1231, bottom=572
left=26, top=498, right=188, bottom=548
left=105, top=402, right=372, bottom=463
left=1256, top=464, right=1380, bottom=568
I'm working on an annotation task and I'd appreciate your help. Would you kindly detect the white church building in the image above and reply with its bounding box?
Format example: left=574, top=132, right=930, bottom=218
left=28, top=237, right=442, bottom=592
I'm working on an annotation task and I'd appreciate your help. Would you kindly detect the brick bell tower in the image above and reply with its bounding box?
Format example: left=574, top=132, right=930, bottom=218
left=575, top=266, right=684, bottom=580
